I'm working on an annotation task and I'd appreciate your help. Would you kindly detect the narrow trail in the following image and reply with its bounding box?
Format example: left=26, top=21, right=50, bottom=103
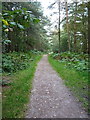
left=25, top=55, right=88, bottom=118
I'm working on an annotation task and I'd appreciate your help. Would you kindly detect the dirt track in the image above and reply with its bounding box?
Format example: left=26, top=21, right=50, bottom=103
left=25, top=55, right=88, bottom=118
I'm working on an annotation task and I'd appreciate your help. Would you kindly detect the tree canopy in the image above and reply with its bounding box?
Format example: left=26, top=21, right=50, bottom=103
left=2, top=1, right=50, bottom=53
left=49, top=0, right=88, bottom=54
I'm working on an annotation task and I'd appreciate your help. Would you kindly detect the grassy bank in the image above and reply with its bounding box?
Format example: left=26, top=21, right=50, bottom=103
left=48, top=55, right=88, bottom=111
left=2, top=55, right=42, bottom=118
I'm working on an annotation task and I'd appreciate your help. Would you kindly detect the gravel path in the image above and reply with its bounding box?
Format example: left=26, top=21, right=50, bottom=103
left=25, top=55, right=88, bottom=118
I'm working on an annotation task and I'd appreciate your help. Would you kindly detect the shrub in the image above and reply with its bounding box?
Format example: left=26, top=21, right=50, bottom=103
left=50, top=52, right=89, bottom=72
left=2, top=52, right=33, bottom=73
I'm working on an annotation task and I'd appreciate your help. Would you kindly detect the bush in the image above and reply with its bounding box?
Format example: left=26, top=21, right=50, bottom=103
left=2, top=52, right=34, bottom=73
left=31, top=49, right=43, bottom=55
left=50, top=52, right=89, bottom=72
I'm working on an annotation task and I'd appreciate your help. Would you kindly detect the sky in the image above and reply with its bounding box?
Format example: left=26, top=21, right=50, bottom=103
left=37, top=0, right=59, bottom=32
left=37, top=0, right=89, bottom=31
left=37, top=0, right=89, bottom=17
left=37, top=0, right=56, bottom=17
left=37, top=0, right=65, bottom=31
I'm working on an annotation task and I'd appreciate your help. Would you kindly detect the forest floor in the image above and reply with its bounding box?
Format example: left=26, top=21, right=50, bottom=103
left=25, top=55, right=88, bottom=118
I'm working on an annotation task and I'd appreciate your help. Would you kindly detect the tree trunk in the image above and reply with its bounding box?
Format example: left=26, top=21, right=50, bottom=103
left=82, top=2, right=88, bottom=53
left=88, top=2, right=90, bottom=54
left=74, top=2, right=77, bottom=52
left=58, top=0, right=60, bottom=53
left=65, top=0, right=70, bottom=51
left=7, top=31, right=13, bottom=52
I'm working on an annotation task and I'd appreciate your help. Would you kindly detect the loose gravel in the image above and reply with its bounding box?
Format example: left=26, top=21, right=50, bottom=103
left=25, top=55, right=88, bottom=118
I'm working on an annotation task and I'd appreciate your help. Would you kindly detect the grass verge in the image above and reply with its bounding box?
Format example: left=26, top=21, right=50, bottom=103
left=48, top=55, right=88, bottom=112
left=2, top=55, right=42, bottom=118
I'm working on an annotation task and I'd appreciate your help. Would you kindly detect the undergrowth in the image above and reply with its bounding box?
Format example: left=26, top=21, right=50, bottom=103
left=2, top=50, right=42, bottom=86
left=50, top=52, right=89, bottom=72
left=2, top=50, right=42, bottom=73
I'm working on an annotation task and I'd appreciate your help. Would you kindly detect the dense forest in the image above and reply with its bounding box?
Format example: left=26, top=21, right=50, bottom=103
left=2, top=1, right=89, bottom=54
left=2, top=2, right=50, bottom=52
left=48, top=0, right=88, bottom=54
left=1, top=0, right=89, bottom=118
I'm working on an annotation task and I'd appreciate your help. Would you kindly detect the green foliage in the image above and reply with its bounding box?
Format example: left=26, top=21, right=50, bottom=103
left=33, top=18, right=40, bottom=23
left=2, top=55, right=14, bottom=72
left=2, top=50, right=43, bottom=73
left=3, top=40, right=11, bottom=45
left=2, top=19, right=9, bottom=26
left=17, top=23, right=24, bottom=29
left=62, top=1, right=88, bottom=53
left=51, top=31, right=68, bottom=52
left=51, top=52, right=89, bottom=72
left=2, top=2, right=49, bottom=53
left=31, top=49, right=43, bottom=54
left=2, top=52, right=34, bottom=73
left=49, top=1, right=88, bottom=53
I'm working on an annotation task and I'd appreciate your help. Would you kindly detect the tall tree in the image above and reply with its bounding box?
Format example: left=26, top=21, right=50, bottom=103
left=2, top=2, right=49, bottom=52
left=74, top=2, right=77, bottom=52
left=58, top=0, right=61, bottom=53
left=48, top=0, right=62, bottom=53
left=65, top=0, right=70, bottom=51
left=61, top=1, right=88, bottom=53
left=88, top=2, right=90, bottom=54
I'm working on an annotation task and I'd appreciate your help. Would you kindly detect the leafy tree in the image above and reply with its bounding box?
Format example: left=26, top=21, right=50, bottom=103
left=61, top=1, right=88, bottom=53
left=2, top=2, right=49, bottom=53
